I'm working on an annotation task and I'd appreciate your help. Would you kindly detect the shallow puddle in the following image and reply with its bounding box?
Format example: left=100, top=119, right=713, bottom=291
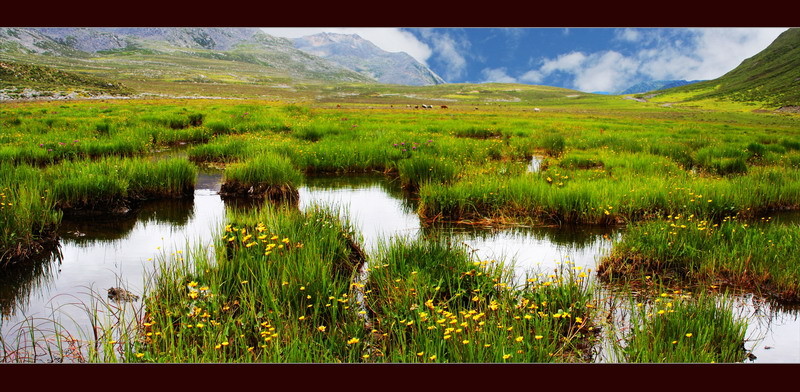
left=1, top=168, right=798, bottom=363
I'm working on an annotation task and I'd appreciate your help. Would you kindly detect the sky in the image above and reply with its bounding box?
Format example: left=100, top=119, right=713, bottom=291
left=261, top=28, right=788, bottom=93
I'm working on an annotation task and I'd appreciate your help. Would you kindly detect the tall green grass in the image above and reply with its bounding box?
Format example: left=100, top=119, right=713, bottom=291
left=599, top=216, right=800, bottom=301
left=220, top=153, right=302, bottom=202
left=45, top=157, right=196, bottom=211
left=133, top=204, right=370, bottom=362
left=611, top=292, right=749, bottom=363
left=397, top=155, right=459, bottom=191
left=363, top=237, right=597, bottom=362
left=0, top=163, right=61, bottom=265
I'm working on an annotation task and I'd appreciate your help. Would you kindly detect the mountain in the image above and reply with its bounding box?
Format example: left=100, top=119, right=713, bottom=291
left=657, top=28, right=800, bottom=107
left=293, top=32, right=446, bottom=86
left=0, top=27, right=376, bottom=91
left=619, top=80, right=703, bottom=95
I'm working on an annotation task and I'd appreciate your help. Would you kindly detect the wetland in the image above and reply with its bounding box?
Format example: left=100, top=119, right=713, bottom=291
left=1, top=97, right=799, bottom=363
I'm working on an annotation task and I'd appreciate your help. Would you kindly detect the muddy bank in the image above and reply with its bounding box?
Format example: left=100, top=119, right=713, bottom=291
left=219, top=181, right=299, bottom=205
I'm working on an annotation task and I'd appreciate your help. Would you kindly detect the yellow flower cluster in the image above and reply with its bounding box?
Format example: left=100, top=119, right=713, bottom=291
left=222, top=223, right=302, bottom=256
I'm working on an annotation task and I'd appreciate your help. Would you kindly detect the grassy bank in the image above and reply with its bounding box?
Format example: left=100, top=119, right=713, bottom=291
left=599, top=216, right=800, bottom=302
left=0, top=163, right=61, bottom=266
left=609, top=292, right=749, bottom=363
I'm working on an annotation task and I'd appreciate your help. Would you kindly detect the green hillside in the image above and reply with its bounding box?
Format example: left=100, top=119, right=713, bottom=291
left=0, top=60, right=132, bottom=97
left=657, top=28, right=800, bottom=108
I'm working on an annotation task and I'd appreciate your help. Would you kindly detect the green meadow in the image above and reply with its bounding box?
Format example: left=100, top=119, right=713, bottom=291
left=1, top=92, right=798, bottom=362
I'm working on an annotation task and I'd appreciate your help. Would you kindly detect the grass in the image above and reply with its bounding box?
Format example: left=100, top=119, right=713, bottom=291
left=220, top=153, right=302, bottom=203
left=610, top=291, right=749, bottom=363
left=599, top=215, right=800, bottom=302
left=45, top=156, right=196, bottom=212
left=397, top=155, right=460, bottom=191
left=0, top=163, right=61, bottom=265
left=363, top=238, right=597, bottom=362
left=0, top=95, right=799, bottom=362
left=129, top=205, right=600, bottom=363
left=132, top=204, right=370, bottom=362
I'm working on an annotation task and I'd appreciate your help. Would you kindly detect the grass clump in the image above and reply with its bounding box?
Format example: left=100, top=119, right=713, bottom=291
left=598, top=215, right=800, bottom=302
left=46, top=157, right=196, bottom=213
left=0, top=163, right=61, bottom=266
left=540, top=133, right=566, bottom=157
left=132, top=205, right=369, bottom=362
left=612, top=292, right=749, bottom=363
left=362, top=237, right=597, bottom=363
left=220, top=153, right=302, bottom=203
left=397, top=155, right=459, bottom=191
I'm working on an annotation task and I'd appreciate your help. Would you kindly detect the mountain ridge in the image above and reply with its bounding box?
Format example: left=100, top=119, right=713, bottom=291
left=293, top=32, right=445, bottom=86
left=0, top=27, right=376, bottom=85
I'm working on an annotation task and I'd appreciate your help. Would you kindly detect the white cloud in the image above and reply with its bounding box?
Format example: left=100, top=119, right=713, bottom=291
left=614, top=28, right=641, bottom=42
left=686, top=28, right=786, bottom=80
left=521, top=28, right=788, bottom=92
left=481, top=67, right=517, bottom=83
left=519, top=69, right=544, bottom=83
left=572, top=51, right=639, bottom=92
left=260, top=28, right=433, bottom=65
left=534, top=51, right=638, bottom=92
left=418, top=29, right=470, bottom=82
left=540, top=52, right=587, bottom=74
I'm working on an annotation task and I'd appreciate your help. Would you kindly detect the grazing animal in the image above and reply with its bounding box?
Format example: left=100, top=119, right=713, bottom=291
left=534, top=108, right=540, bottom=112
left=336, top=104, right=341, bottom=108
left=414, top=105, right=419, bottom=109
left=441, top=105, right=448, bottom=109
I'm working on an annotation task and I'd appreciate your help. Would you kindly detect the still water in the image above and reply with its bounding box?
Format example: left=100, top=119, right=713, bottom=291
left=1, top=168, right=798, bottom=363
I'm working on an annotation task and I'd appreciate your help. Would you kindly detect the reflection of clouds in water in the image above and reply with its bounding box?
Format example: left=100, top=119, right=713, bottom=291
left=462, top=231, right=612, bottom=283
left=0, top=179, right=226, bottom=349
left=423, top=225, right=616, bottom=285
left=3, top=171, right=799, bottom=363
left=299, top=183, right=421, bottom=252
left=733, top=294, right=800, bottom=363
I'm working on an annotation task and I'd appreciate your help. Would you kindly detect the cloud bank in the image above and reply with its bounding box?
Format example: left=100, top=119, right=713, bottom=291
left=521, top=28, right=787, bottom=92
left=417, top=29, right=470, bottom=82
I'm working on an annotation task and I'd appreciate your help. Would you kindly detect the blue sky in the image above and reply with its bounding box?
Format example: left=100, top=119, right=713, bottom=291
left=261, top=28, right=788, bottom=93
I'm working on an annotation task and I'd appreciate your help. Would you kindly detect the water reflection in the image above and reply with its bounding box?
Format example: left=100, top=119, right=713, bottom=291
left=527, top=155, right=543, bottom=173
left=299, top=173, right=420, bottom=251
left=422, top=224, right=616, bottom=284
left=0, top=249, right=62, bottom=318
left=58, top=199, right=196, bottom=246
left=0, top=165, right=225, bottom=357
left=2, top=168, right=798, bottom=363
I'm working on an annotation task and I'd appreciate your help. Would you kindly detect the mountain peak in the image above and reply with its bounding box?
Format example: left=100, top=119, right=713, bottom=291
left=293, top=32, right=445, bottom=86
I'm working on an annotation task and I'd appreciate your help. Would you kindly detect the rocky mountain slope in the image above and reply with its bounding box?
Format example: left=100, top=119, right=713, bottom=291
left=293, top=32, right=445, bottom=86
left=0, top=27, right=376, bottom=86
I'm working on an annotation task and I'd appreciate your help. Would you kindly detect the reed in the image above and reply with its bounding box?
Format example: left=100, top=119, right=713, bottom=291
left=0, top=163, right=61, bottom=265
left=611, top=292, right=749, bottom=363
left=599, top=216, right=800, bottom=301
left=134, top=204, right=370, bottom=362
left=220, top=153, right=302, bottom=203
